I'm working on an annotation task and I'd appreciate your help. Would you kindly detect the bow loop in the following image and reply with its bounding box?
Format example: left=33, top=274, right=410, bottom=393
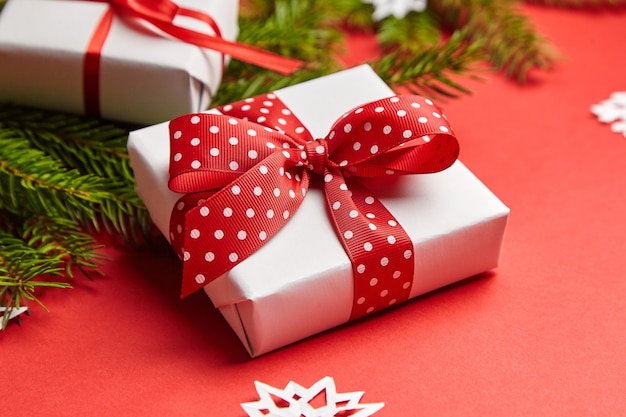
left=110, top=0, right=178, bottom=23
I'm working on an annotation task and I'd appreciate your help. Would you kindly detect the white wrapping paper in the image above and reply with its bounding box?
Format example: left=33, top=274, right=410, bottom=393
left=128, top=65, right=509, bottom=356
left=0, top=0, right=238, bottom=125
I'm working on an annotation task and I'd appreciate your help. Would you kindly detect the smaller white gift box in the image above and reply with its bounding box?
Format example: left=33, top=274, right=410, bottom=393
left=0, top=0, right=238, bottom=125
left=128, top=65, right=509, bottom=357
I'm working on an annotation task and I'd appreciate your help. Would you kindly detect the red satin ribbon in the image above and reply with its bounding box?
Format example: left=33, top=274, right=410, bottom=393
left=83, top=0, right=304, bottom=117
left=167, top=93, right=459, bottom=319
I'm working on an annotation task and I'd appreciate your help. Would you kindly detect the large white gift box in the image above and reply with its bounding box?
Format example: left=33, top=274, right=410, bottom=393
left=0, top=0, right=238, bottom=125
left=128, top=65, right=509, bottom=357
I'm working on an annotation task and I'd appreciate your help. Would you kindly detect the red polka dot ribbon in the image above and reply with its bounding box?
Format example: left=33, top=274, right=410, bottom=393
left=83, top=0, right=303, bottom=117
left=168, top=94, right=459, bottom=319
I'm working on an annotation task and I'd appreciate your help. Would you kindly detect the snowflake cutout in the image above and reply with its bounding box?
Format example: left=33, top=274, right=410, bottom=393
left=590, top=91, right=626, bottom=137
left=241, top=376, right=384, bottom=417
left=362, top=0, right=427, bottom=21
left=0, top=306, right=28, bottom=329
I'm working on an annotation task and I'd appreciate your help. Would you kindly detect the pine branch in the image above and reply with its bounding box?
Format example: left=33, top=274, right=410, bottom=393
left=432, top=0, right=557, bottom=81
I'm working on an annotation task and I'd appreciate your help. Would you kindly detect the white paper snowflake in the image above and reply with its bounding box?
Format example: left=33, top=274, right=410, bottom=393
left=241, top=376, right=384, bottom=417
left=362, top=0, right=427, bottom=21
left=0, top=306, right=28, bottom=329
left=590, top=91, right=626, bottom=138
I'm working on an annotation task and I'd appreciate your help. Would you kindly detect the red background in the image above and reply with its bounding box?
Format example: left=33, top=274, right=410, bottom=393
left=3, top=5, right=626, bottom=416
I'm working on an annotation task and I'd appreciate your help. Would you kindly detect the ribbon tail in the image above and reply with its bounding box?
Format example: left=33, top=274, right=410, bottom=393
left=149, top=20, right=304, bottom=75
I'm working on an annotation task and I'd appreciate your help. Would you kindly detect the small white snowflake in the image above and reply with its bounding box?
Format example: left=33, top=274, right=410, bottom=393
left=1, top=306, right=28, bottom=329
left=362, top=0, right=427, bottom=21
left=590, top=91, right=626, bottom=138
left=241, top=376, right=384, bottom=417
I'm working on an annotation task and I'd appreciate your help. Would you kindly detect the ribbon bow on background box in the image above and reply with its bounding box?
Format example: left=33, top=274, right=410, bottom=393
left=84, top=0, right=303, bottom=117
left=167, top=93, right=459, bottom=319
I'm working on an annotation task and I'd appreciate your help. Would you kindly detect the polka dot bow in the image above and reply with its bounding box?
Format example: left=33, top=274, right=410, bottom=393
left=168, top=93, right=459, bottom=319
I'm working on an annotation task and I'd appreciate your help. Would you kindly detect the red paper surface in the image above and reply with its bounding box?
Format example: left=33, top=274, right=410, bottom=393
left=3, top=6, right=626, bottom=416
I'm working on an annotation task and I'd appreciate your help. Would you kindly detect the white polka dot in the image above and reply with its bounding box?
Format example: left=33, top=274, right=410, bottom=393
left=425, top=99, right=434, bottom=105
left=205, top=252, right=215, bottom=262
left=177, top=201, right=185, bottom=210
left=411, top=102, right=421, bottom=108
left=380, top=257, right=389, bottom=266
left=191, top=160, right=201, bottom=169
left=283, top=210, right=290, bottom=219
left=229, top=161, right=239, bottom=171
left=363, top=242, right=373, bottom=251
left=223, top=207, right=233, bottom=217
left=231, top=185, right=241, bottom=195
left=387, top=235, right=396, bottom=244
left=393, top=271, right=401, bottom=279
left=267, top=93, right=276, bottom=99
left=295, top=127, right=305, bottom=134
left=266, top=142, right=276, bottom=149
left=173, top=130, right=182, bottom=139
left=440, top=126, right=449, bottom=132
left=375, top=106, right=384, bottom=113
left=370, top=145, right=379, bottom=154
left=248, top=150, right=258, bottom=159
left=282, top=150, right=291, bottom=159
left=365, top=196, right=374, bottom=204
left=332, top=201, right=341, bottom=210
left=353, top=142, right=361, bottom=151
left=241, top=104, right=251, bottom=111
left=257, top=116, right=266, bottom=123
left=357, top=264, right=366, bottom=274
left=403, top=130, right=413, bottom=139
left=259, top=165, right=268, bottom=174
left=222, top=104, right=233, bottom=111
left=329, top=131, right=336, bottom=140
left=404, top=249, right=413, bottom=259
left=176, top=224, right=182, bottom=234
left=210, top=148, right=219, bottom=156
left=339, top=160, right=348, bottom=166
left=355, top=107, right=364, bottom=114
left=344, top=124, right=352, bottom=133
left=364, top=122, right=372, bottom=131
left=281, top=109, right=291, bottom=115
left=339, top=184, right=348, bottom=191
left=228, top=118, right=238, bottom=125
left=229, top=253, right=238, bottom=262
left=357, top=297, right=365, bottom=305
left=273, top=188, right=280, bottom=197
left=368, top=223, right=377, bottom=231
left=190, top=115, right=200, bottom=124
left=390, top=97, right=400, bottom=103
left=389, top=299, right=397, bottom=305
left=195, top=274, right=205, bottom=284
left=344, top=230, right=353, bottom=239
left=237, top=230, right=247, bottom=240
left=315, top=145, right=325, bottom=155
left=380, top=289, right=389, bottom=297
left=366, top=213, right=375, bottom=219
left=183, top=251, right=190, bottom=261
left=260, top=108, right=270, bottom=114
left=279, top=167, right=285, bottom=176
left=174, top=153, right=182, bottom=162
left=403, top=282, right=411, bottom=289
left=383, top=125, right=392, bottom=135
left=200, top=206, right=210, bottom=217
left=289, top=189, right=296, bottom=198
left=246, top=208, right=255, bottom=218
left=266, top=209, right=274, bottom=219
left=324, top=174, right=333, bottom=183
left=247, top=129, right=257, bottom=136
left=278, top=118, right=287, bottom=125
left=386, top=170, right=395, bottom=175
left=370, top=278, right=378, bottom=286
left=366, top=307, right=375, bottom=313
left=259, top=231, right=267, bottom=240
left=432, top=112, right=441, bottom=118
left=397, top=110, right=407, bottom=117
left=229, top=137, right=239, bottom=145
left=209, top=125, right=219, bottom=134
left=214, top=230, right=224, bottom=239
left=349, top=210, right=358, bottom=218
left=388, top=220, right=397, bottom=226
left=418, top=117, right=428, bottom=124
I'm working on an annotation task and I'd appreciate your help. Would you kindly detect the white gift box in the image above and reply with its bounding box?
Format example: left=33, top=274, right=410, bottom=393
left=128, top=65, right=509, bottom=357
left=0, top=0, right=238, bottom=125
